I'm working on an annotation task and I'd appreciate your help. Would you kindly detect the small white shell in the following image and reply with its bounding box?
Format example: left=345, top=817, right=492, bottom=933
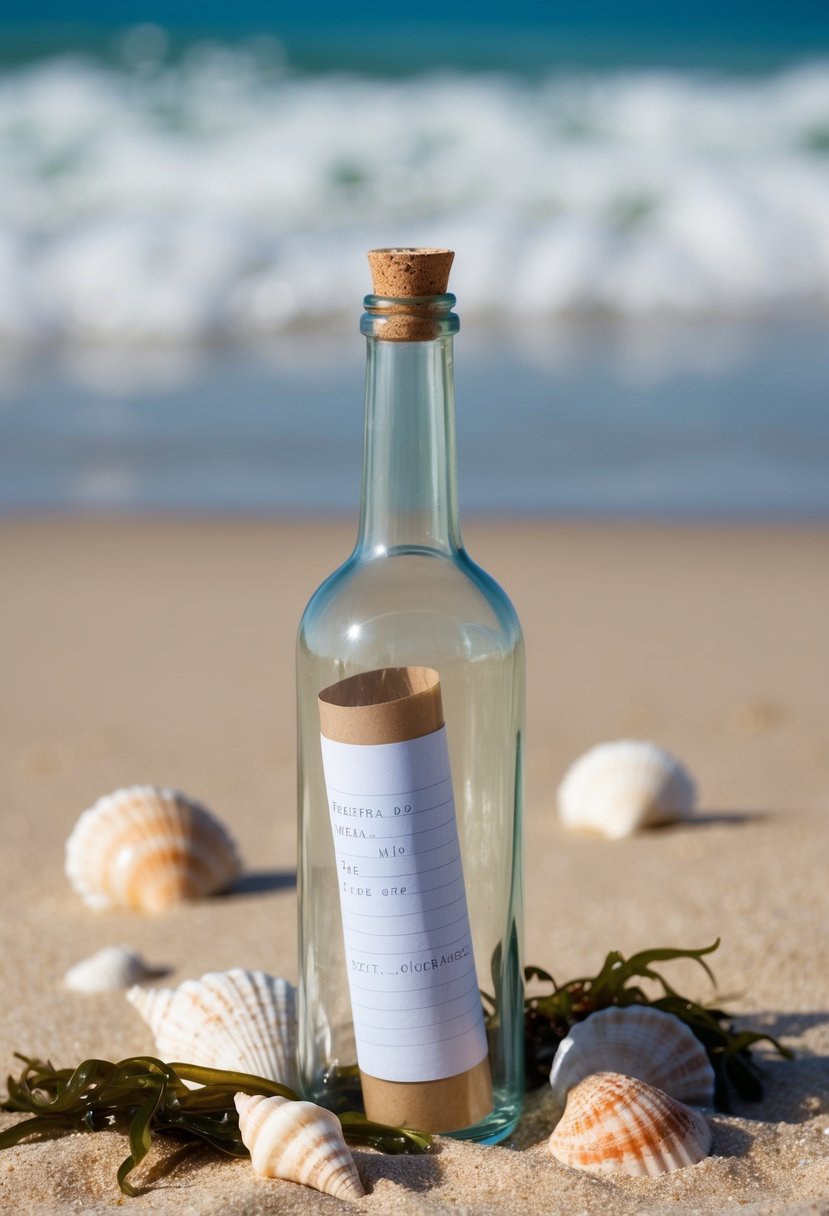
left=127, top=968, right=299, bottom=1091
left=549, top=1005, right=715, bottom=1115
left=549, top=1071, right=711, bottom=1177
left=557, top=740, right=696, bottom=839
left=63, top=946, right=163, bottom=993
left=65, top=785, right=242, bottom=912
left=235, top=1093, right=365, bottom=1201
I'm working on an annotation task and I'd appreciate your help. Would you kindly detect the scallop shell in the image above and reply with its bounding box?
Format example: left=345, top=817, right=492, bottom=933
left=127, top=968, right=299, bottom=1091
left=65, top=785, right=242, bottom=912
left=557, top=740, right=696, bottom=839
left=234, top=1093, right=365, bottom=1201
left=549, top=1005, right=715, bottom=1115
left=548, top=1071, right=711, bottom=1177
left=63, top=945, right=165, bottom=993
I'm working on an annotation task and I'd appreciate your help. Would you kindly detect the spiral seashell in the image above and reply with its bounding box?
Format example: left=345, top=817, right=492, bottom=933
left=557, top=740, right=696, bottom=839
left=65, top=785, right=242, bottom=912
left=549, top=1005, right=715, bottom=1116
left=63, top=945, right=165, bottom=993
left=127, top=968, right=299, bottom=1091
left=234, top=1093, right=365, bottom=1201
left=549, top=1071, right=711, bottom=1177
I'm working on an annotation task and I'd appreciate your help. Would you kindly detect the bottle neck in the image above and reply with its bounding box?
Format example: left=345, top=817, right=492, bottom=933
left=355, top=300, right=462, bottom=557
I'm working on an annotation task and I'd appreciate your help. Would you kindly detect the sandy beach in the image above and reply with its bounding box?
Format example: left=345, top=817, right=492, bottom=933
left=1, top=515, right=828, bottom=1215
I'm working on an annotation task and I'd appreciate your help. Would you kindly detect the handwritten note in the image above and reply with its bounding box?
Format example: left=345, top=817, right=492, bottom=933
left=320, top=726, right=488, bottom=1084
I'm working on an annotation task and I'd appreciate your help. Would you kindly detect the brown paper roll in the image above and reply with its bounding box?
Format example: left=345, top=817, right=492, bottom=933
left=318, top=666, right=493, bottom=1133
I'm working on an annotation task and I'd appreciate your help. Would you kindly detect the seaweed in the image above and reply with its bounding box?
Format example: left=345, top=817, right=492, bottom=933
left=521, top=939, right=792, bottom=1107
left=0, top=1055, right=430, bottom=1196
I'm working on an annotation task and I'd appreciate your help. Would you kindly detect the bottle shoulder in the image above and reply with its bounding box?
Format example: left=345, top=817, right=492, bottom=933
left=298, top=544, right=523, bottom=664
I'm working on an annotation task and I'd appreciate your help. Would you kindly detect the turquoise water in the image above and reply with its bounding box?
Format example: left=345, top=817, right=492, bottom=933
left=6, top=3, right=828, bottom=70
left=1, top=320, right=826, bottom=517
left=0, top=9, right=826, bottom=516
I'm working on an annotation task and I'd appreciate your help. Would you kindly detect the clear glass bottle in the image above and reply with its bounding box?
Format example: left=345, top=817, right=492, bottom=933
left=296, top=248, right=524, bottom=1144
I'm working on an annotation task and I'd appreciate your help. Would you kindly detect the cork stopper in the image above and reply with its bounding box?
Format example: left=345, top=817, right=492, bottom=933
left=367, top=248, right=454, bottom=297
left=365, top=249, right=456, bottom=341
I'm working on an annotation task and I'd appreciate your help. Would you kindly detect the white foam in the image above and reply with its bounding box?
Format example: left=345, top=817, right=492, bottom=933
left=0, top=50, right=827, bottom=343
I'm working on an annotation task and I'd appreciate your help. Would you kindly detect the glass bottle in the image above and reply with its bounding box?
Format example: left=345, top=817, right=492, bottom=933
left=296, top=248, right=524, bottom=1144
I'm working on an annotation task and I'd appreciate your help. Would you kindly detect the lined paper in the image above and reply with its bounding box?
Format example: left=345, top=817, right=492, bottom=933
left=320, top=726, right=488, bottom=1083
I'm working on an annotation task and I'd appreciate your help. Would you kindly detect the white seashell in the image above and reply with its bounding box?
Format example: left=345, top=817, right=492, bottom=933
left=128, top=968, right=299, bottom=1091
left=234, top=1092, right=365, bottom=1201
left=548, top=1071, right=711, bottom=1177
left=65, top=785, right=242, bottom=912
left=63, top=945, right=164, bottom=993
left=128, top=983, right=175, bottom=1034
left=549, top=1005, right=715, bottom=1116
left=557, top=740, right=696, bottom=839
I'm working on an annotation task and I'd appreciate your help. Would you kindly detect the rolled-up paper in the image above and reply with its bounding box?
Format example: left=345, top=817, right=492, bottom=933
left=318, top=666, right=493, bottom=1132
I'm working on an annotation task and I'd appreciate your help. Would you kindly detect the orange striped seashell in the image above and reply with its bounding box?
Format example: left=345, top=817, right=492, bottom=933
left=234, top=1093, right=365, bottom=1201
left=65, top=785, right=241, bottom=913
left=548, top=1071, right=711, bottom=1177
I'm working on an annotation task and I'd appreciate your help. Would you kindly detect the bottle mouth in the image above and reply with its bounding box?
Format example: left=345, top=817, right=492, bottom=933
left=361, top=293, right=459, bottom=340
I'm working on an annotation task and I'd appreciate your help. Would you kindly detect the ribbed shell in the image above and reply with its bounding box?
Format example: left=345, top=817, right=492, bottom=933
left=127, top=968, right=298, bottom=1092
left=557, top=740, right=696, bottom=839
left=234, top=1093, right=365, bottom=1202
left=65, top=785, right=241, bottom=912
left=550, top=1005, right=715, bottom=1114
left=63, top=945, right=160, bottom=993
left=549, top=1072, right=711, bottom=1177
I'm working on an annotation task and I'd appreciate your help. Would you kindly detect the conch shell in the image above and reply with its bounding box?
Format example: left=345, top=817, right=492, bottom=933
left=549, top=1071, right=711, bottom=1177
left=65, top=785, right=241, bottom=912
left=127, top=968, right=298, bottom=1091
left=557, top=740, right=696, bottom=839
left=549, top=1005, right=715, bottom=1115
left=234, top=1092, right=365, bottom=1201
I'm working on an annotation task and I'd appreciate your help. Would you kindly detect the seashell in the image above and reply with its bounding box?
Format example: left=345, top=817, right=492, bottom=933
left=234, top=1092, right=365, bottom=1201
left=548, top=1071, right=711, bottom=1177
left=128, top=968, right=299, bottom=1091
left=65, top=785, right=242, bottom=912
left=63, top=945, right=166, bottom=993
left=557, top=740, right=696, bottom=839
left=549, top=1005, right=715, bottom=1116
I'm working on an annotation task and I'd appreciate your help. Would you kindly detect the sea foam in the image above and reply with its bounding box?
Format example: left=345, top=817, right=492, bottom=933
left=0, top=46, right=827, bottom=344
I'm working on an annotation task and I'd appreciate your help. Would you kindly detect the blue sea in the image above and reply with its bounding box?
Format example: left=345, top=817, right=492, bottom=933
left=1, top=5, right=827, bottom=517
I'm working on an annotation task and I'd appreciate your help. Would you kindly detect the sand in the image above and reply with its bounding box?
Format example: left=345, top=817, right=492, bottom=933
left=1, top=517, right=828, bottom=1215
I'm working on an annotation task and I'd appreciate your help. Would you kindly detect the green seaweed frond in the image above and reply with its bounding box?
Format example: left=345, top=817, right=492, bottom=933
left=521, top=940, right=792, bottom=1107
left=0, top=1055, right=430, bottom=1197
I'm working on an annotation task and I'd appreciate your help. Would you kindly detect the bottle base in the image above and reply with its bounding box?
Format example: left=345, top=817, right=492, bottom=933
left=442, top=1100, right=522, bottom=1145
left=304, top=1068, right=522, bottom=1145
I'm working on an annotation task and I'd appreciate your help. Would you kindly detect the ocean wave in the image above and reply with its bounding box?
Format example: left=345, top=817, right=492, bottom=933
left=1, top=43, right=828, bottom=343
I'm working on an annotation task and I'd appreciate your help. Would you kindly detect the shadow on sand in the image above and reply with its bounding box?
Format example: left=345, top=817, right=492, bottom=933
left=226, top=870, right=298, bottom=896
left=690, top=808, right=771, bottom=827
left=728, top=1010, right=829, bottom=1124
left=355, top=1139, right=443, bottom=1195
